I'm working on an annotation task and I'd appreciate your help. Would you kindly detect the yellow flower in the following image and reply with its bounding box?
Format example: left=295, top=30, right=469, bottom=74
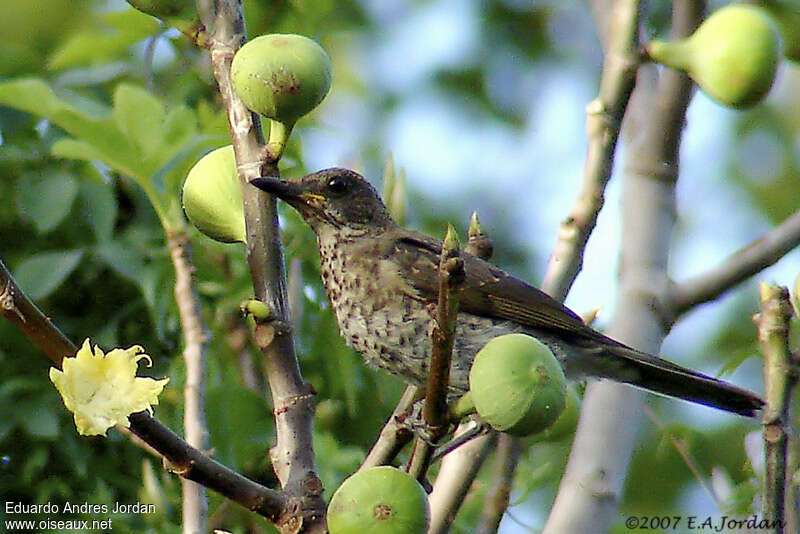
left=49, top=339, right=169, bottom=436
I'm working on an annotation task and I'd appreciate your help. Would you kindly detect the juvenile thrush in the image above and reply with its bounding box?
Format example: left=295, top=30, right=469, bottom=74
left=252, top=168, right=763, bottom=417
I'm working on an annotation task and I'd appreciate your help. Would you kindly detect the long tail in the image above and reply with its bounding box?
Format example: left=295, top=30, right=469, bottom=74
left=574, top=341, right=764, bottom=417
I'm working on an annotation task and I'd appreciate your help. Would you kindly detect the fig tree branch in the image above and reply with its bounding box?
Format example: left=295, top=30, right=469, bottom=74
left=668, top=210, right=800, bottom=319
left=408, top=226, right=464, bottom=480
left=199, top=2, right=325, bottom=532
left=544, top=1, right=702, bottom=532
left=475, top=435, right=521, bottom=534
left=478, top=1, right=646, bottom=530
left=755, top=283, right=796, bottom=531
left=360, top=386, right=418, bottom=471
left=167, top=230, right=210, bottom=534
left=541, top=0, right=642, bottom=303
left=0, top=254, right=287, bottom=522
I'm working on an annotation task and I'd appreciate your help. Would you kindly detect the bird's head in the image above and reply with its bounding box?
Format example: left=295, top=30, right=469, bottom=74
left=252, top=168, right=395, bottom=233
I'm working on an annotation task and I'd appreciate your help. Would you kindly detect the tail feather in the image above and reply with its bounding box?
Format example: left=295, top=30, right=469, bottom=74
left=579, top=342, right=764, bottom=417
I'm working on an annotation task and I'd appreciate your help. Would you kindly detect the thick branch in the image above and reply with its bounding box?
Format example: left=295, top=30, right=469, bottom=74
left=755, top=283, right=796, bottom=531
left=544, top=2, right=702, bottom=532
left=476, top=3, right=645, bottom=530
left=669, top=210, right=800, bottom=318
left=201, top=3, right=324, bottom=530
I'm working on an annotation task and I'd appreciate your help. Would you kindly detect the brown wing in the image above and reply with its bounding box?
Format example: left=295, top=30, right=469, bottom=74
left=385, top=231, right=592, bottom=338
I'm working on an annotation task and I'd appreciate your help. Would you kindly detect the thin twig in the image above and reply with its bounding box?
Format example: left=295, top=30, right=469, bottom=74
left=360, top=386, right=418, bottom=471
left=424, top=225, right=463, bottom=431
left=168, top=231, right=210, bottom=534
left=669, top=210, right=800, bottom=319
left=755, top=283, right=795, bottom=532
left=643, top=405, right=719, bottom=506
left=541, top=0, right=643, bottom=304
left=428, top=429, right=497, bottom=534
left=475, top=434, right=521, bottom=534
left=408, top=225, right=464, bottom=480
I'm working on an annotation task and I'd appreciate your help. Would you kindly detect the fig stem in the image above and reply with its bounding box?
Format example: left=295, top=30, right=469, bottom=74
left=266, top=119, right=294, bottom=161
left=449, top=391, right=476, bottom=421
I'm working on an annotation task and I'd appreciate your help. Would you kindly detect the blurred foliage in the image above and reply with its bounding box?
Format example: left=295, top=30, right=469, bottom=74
left=0, top=1, right=797, bottom=533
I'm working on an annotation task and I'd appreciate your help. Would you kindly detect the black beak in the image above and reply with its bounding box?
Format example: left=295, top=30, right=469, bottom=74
left=250, top=177, right=302, bottom=201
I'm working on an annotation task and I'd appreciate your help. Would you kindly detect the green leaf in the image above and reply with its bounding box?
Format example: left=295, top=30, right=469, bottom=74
left=18, top=401, right=60, bottom=439
left=161, top=105, right=197, bottom=150
left=0, top=79, right=143, bottom=178
left=15, top=171, right=78, bottom=233
left=13, top=249, right=84, bottom=300
left=112, top=83, right=166, bottom=160
left=93, top=241, right=146, bottom=281
left=51, top=138, right=105, bottom=161
left=47, top=8, right=161, bottom=70
left=152, top=133, right=227, bottom=196
left=77, top=167, right=117, bottom=242
left=206, top=386, right=273, bottom=469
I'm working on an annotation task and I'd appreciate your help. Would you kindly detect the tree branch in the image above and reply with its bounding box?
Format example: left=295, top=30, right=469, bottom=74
left=755, top=283, right=796, bottom=531
left=668, top=211, right=800, bottom=318
left=428, top=429, right=497, bottom=534
left=541, top=0, right=642, bottom=303
left=0, top=255, right=287, bottom=523
left=199, top=1, right=325, bottom=531
left=475, top=434, right=521, bottom=534
left=544, top=1, right=703, bottom=532
left=408, top=226, right=464, bottom=480
left=167, top=231, right=210, bottom=534
left=360, top=386, right=418, bottom=470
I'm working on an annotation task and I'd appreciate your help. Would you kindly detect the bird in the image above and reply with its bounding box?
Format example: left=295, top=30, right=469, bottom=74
left=252, top=168, right=764, bottom=417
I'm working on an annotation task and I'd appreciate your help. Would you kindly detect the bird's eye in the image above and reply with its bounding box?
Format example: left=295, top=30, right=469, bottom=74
left=327, top=176, right=348, bottom=194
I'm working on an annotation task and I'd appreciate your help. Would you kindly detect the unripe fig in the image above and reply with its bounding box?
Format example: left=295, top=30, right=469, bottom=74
left=646, top=4, right=781, bottom=109
left=759, top=0, right=800, bottom=62
left=527, top=385, right=581, bottom=443
left=126, top=0, right=191, bottom=19
left=469, top=334, right=566, bottom=436
left=231, top=34, right=332, bottom=126
left=182, top=145, right=246, bottom=243
left=327, top=466, right=429, bottom=534
left=126, top=0, right=198, bottom=37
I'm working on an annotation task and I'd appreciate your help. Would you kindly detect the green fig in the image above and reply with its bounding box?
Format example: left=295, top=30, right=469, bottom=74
left=526, top=385, right=581, bottom=443
left=327, top=466, right=429, bottom=534
left=231, top=34, right=332, bottom=127
left=759, top=0, right=800, bottom=62
left=469, top=334, right=567, bottom=437
left=126, top=0, right=191, bottom=19
left=182, top=145, right=246, bottom=244
left=126, top=0, right=198, bottom=37
left=646, top=3, right=781, bottom=109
